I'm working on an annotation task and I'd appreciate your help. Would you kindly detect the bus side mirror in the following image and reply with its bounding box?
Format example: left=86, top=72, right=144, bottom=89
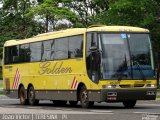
left=89, top=46, right=97, bottom=52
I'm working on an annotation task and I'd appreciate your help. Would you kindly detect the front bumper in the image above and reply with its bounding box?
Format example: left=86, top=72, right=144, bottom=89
left=101, top=88, right=157, bottom=102
left=4, top=88, right=157, bottom=102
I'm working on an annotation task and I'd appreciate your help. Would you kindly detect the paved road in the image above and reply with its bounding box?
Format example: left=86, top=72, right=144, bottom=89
left=0, top=95, right=160, bottom=120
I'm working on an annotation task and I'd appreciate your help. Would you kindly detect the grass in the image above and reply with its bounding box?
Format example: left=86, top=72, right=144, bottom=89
left=0, top=81, right=2, bottom=95
left=0, top=82, right=2, bottom=88
left=156, top=96, right=160, bottom=99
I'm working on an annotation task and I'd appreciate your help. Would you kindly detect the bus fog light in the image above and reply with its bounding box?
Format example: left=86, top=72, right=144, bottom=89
left=146, top=84, right=157, bottom=88
left=102, top=85, right=119, bottom=89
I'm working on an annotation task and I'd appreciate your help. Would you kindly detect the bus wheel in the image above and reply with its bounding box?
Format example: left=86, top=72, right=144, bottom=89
left=123, top=100, right=136, bottom=108
left=79, top=86, right=94, bottom=108
left=28, top=86, right=39, bottom=105
left=69, top=101, right=78, bottom=106
left=19, top=86, right=28, bottom=105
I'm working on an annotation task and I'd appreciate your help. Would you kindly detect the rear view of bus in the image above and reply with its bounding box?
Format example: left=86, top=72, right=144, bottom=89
left=86, top=26, right=157, bottom=108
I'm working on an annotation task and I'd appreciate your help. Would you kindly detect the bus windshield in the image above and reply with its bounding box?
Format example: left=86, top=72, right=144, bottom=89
left=100, top=33, right=155, bottom=80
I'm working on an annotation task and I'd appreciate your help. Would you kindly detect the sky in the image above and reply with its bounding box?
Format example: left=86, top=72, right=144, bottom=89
left=0, top=4, right=2, bottom=8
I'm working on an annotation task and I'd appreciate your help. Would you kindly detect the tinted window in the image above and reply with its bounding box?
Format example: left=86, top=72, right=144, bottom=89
left=30, top=42, right=42, bottom=62
left=86, top=33, right=92, bottom=58
left=5, top=47, right=11, bottom=64
left=19, top=44, right=30, bottom=62
left=69, top=35, right=83, bottom=58
left=86, top=33, right=99, bottom=81
left=12, top=46, right=19, bottom=63
left=5, top=46, right=19, bottom=64
left=4, top=35, right=83, bottom=64
left=86, top=33, right=97, bottom=58
left=54, top=38, right=68, bottom=59
left=51, top=40, right=55, bottom=60
left=42, top=40, right=52, bottom=61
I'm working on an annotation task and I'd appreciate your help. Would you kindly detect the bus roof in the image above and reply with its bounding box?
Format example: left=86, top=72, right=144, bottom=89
left=4, top=26, right=149, bottom=47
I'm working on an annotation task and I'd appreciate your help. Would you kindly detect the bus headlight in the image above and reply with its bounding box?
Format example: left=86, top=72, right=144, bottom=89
left=102, top=85, right=119, bottom=89
left=146, top=84, right=157, bottom=88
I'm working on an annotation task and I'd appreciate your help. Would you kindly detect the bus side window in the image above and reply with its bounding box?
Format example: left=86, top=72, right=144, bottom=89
left=19, top=44, right=30, bottom=62
left=30, top=42, right=42, bottom=62
left=12, top=46, right=19, bottom=63
left=54, top=38, right=68, bottom=60
left=69, top=35, right=83, bottom=58
left=4, top=46, right=19, bottom=64
left=42, top=40, right=52, bottom=61
left=5, top=47, right=11, bottom=64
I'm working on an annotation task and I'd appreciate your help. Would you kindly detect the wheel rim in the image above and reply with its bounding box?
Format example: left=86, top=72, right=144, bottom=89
left=81, top=90, right=88, bottom=104
left=20, top=90, right=25, bottom=104
left=29, top=88, right=34, bottom=103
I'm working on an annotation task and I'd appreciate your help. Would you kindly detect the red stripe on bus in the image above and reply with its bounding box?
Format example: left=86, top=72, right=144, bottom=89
left=12, top=68, right=18, bottom=89
left=71, top=77, right=76, bottom=89
left=15, top=70, right=20, bottom=89
left=74, top=80, right=78, bottom=89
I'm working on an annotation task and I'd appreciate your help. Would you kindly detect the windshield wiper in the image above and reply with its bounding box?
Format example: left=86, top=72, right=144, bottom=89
left=133, top=60, right=146, bottom=80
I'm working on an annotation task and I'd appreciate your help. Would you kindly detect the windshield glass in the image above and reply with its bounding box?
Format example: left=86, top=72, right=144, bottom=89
left=128, top=34, right=154, bottom=79
left=100, top=33, right=155, bottom=80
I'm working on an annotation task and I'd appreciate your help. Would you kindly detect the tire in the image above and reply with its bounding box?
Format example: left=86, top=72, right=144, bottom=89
left=79, top=86, right=94, bottom=108
left=19, top=86, right=29, bottom=105
left=69, top=101, right=78, bottom=106
left=28, top=86, right=39, bottom=105
left=123, top=100, right=136, bottom=108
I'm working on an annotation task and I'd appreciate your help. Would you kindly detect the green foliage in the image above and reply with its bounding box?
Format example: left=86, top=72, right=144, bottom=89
left=0, top=0, right=42, bottom=58
left=0, top=66, right=2, bottom=80
left=0, top=79, right=2, bottom=88
left=94, top=0, right=157, bottom=26
left=0, top=35, right=15, bottom=58
left=0, top=0, right=41, bottom=40
left=94, top=0, right=160, bottom=52
left=26, top=0, right=79, bottom=31
left=0, top=0, right=160, bottom=54
left=67, top=0, right=109, bottom=27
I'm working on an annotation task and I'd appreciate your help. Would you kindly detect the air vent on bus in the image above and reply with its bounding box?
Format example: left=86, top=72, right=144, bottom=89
left=134, top=84, right=144, bottom=87
left=119, top=84, right=144, bottom=88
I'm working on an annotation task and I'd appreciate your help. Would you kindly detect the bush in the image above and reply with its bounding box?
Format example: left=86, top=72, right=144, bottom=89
left=0, top=66, right=2, bottom=80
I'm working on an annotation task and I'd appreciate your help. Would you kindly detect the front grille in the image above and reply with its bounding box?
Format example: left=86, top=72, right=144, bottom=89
left=119, top=85, right=131, bottom=88
left=119, top=84, right=144, bottom=88
left=134, top=84, right=144, bottom=87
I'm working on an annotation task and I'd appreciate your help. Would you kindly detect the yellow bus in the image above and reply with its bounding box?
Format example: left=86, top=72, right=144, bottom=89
left=3, top=25, right=157, bottom=108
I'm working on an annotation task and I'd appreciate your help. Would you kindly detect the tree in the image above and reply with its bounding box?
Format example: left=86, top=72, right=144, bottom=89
left=94, top=0, right=160, bottom=52
left=68, top=0, right=109, bottom=27
left=26, top=0, right=79, bottom=32
left=0, top=0, right=42, bottom=59
left=0, top=0, right=41, bottom=39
